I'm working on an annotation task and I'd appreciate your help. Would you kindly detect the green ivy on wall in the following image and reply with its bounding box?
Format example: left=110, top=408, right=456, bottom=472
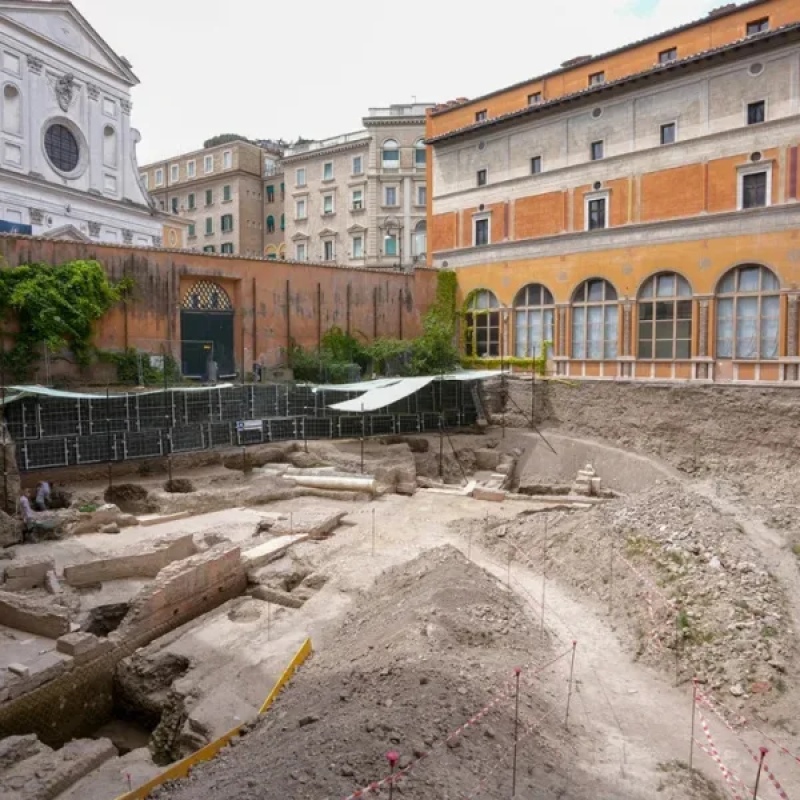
left=0, top=259, right=132, bottom=379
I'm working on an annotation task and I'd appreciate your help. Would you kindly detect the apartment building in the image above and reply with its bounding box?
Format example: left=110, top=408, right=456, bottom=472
left=141, top=139, right=285, bottom=257
left=282, top=104, right=434, bottom=268
left=427, top=0, right=800, bottom=384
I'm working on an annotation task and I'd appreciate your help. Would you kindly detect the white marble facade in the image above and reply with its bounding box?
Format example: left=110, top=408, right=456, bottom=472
left=0, top=1, right=168, bottom=245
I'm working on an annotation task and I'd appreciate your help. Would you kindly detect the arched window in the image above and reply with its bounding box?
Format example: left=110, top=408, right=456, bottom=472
left=102, top=125, right=117, bottom=168
left=181, top=280, right=232, bottom=310
left=716, top=264, right=780, bottom=359
left=382, top=139, right=400, bottom=169
left=464, top=290, right=501, bottom=357
left=413, top=220, right=427, bottom=258
left=571, top=279, right=618, bottom=359
left=514, top=284, right=554, bottom=358
left=265, top=244, right=277, bottom=260
left=3, top=84, right=20, bottom=135
left=266, top=215, right=275, bottom=233
left=414, top=138, right=426, bottom=168
left=637, top=273, right=692, bottom=359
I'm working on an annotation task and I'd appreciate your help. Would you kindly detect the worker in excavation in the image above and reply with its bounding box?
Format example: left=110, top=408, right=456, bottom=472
left=34, top=480, right=51, bottom=511
left=18, top=489, right=36, bottom=541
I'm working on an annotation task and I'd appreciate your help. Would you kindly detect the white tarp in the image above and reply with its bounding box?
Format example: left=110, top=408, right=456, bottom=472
left=0, top=383, right=236, bottom=404
left=327, top=377, right=435, bottom=413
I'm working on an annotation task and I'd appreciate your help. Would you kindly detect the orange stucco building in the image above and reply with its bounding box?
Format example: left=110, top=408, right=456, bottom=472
left=426, top=0, right=800, bottom=383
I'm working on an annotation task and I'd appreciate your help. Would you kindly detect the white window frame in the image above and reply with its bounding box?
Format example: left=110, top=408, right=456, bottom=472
left=322, top=193, right=335, bottom=215
left=384, top=231, right=399, bottom=257
left=352, top=235, right=364, bottom=259
left=737, top=162, right=772, bottom=210
left=204, top=155, right=213, bottom=174
left=170, top=163, right=179, bottom=182
left=528, top=92, right=542, bottom=106
left=384, top=185, right=398, bottom=207
left=141, top=173, right=148, bottom=190
left=477, top=168, right=488, bottom=187
left=322, top=238, right=335, bottom=261
left=588, top=71, right=606, bottom=86
left=222, top=150, right=232, bottom=169
left=659, top=121, right=678, bottom=146
left=584, top=189, right=610, bottom=231
left=296, top=167, right=306, bottom=187
left=295, top=242, right=307, bottom=261
left=416, top=185, right=427, bottom=207
left=323, top=161, right=334, bottom=181
left=187, top=160, right=196, bottom=178
left=590, top=139, right=605, bottom=161
left=295, top=198, right=307, bottom=220
left=472, top=213, right=491, bottom=247
left=530, top=155, right=543, bottom=174
left=352, top=189, right=364, bottom=210
left=352, top=155, right=363, bottom=175
left=154, top=168, right=164, bottom=187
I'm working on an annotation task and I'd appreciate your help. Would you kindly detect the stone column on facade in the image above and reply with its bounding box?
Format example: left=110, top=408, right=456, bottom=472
left=402, top=175, right=412, bottom=268
left=697, top=298, right=710, bottom=358
left=622, top=301, right=632, bottom=357
left=87, top=83, right=103, bottom=196
left=787, top=294, right=799, bottom=357
left=556, top=304, right=568, bottom=357
left=26, top=55, right=44, bottom=176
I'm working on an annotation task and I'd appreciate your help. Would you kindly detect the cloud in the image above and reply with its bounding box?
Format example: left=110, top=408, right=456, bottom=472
left=71, top=0, right=725, bottom=163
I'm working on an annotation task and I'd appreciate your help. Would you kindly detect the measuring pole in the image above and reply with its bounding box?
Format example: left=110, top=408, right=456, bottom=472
left=438, top=414, right=444, bottom=479
left=371, top=507, right=376, bottom=557
left=541, top=517, right=547, bottom=638
left=609, top=534, right=614, bottom=618
left=530, top=365, right=535, bottom=430
left=752, top=748, right=767, bottom=799
left=360, top=402, right=365, bottom=474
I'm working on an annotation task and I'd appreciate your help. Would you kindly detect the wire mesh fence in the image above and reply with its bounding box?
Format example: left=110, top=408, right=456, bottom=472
left=4, top=381, right=479, bottom=472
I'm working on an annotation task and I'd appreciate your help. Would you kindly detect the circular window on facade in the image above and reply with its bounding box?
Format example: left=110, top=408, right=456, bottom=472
left=44, top=123, right=80, bottom=173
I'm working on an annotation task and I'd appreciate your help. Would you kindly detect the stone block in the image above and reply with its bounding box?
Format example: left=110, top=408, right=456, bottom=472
left=3, top=556, right=54, bottom=590
left=0, top=734, right=49, bottom=772
left=45, top=570, right=61, bottom=595
left=475, top=449, right=501, bottom=471
left=472, top=486, right=507, bottom=503
left=242, top=534, right=308, bottom=572
left=0, top=590, right=71, bottom=638
left=56, top=631, right=112, bottom=664
left=250, top=585, right=305, bottom=608
left=7, top=662, right=28, bottom=677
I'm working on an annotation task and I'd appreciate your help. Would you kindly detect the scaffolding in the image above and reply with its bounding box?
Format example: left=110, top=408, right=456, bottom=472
left=3, top=380, right=480, bottom=472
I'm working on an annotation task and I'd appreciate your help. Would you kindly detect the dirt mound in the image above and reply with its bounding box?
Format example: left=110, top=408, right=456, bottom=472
left=163, top=478, right=195, bottom=494
left=104, top=484, right=157, bottom=514
left=152, top=546, right=619, bottom=800
left=465, top=482, right=795, bottom=706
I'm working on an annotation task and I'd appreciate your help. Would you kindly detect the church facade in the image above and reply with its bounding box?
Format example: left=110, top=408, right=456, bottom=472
left=0, top=1, right=174, bottom=246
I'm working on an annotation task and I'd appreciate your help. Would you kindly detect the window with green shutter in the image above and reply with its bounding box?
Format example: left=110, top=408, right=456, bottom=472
left=266, top=185, right=275, bottom=202
left=205, top=189, right=213, bottom=205
left=221, top=214, right=233, bottom=233
left=223, top=185, right=232, bottom=202
left=205, top=217, right=213, bottom=234
left=203, top=245, right=215, bottom=253
left=188, top=223, right=196, bottom=238
left=221, top=243, right=234, bottom=254
left=266, top=215, right=275, bottom=233
left=280, top=213, right=285, bottom=231
left=188, top=193, right=196, bottom=210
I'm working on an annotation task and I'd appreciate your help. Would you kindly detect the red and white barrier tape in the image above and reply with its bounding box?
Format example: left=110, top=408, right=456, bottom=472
left=696, top=688, right=791, bottom=799
left=697, top=685, right=800, bottom=769
left=340, top=650, right=572, bottom=800
left=696, top=706, right=747, bottom=800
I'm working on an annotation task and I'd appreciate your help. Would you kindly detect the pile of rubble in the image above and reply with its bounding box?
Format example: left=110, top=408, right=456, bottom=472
left=471, top=482, right=795, bottom=705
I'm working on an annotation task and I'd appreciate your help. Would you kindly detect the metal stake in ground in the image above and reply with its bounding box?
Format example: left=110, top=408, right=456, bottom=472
left=689, top=680, right=697, bottom=773
left=752, top=747, right=767, bottom=799
left=267, top=602, right=271, bottom=641
left=1, top=366, right=6, bottom=513
left=371, top=507, right=376, bottom=557
left=438, top=414, right=444, bottom=479
left=512, top=667, right=521, bottom=797
left=541, top=517, right=547, bottom=639
left=386, top=750, right=399, bottom=800
left=105, top=387, right=113, bottom=494
left=674, top=606, right=682, bottom=687
left=608, top=533, right=614, bottom=619
left=360, top=402, right=365, bottom=474
left=565, top=640, right=577, bottom=729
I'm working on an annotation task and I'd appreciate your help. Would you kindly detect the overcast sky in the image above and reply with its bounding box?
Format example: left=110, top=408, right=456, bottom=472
left=72, top=0, right=725, bottom=165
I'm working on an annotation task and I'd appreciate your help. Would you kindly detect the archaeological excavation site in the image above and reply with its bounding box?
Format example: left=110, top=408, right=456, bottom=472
left=1, top=375, right=799, bottom=800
